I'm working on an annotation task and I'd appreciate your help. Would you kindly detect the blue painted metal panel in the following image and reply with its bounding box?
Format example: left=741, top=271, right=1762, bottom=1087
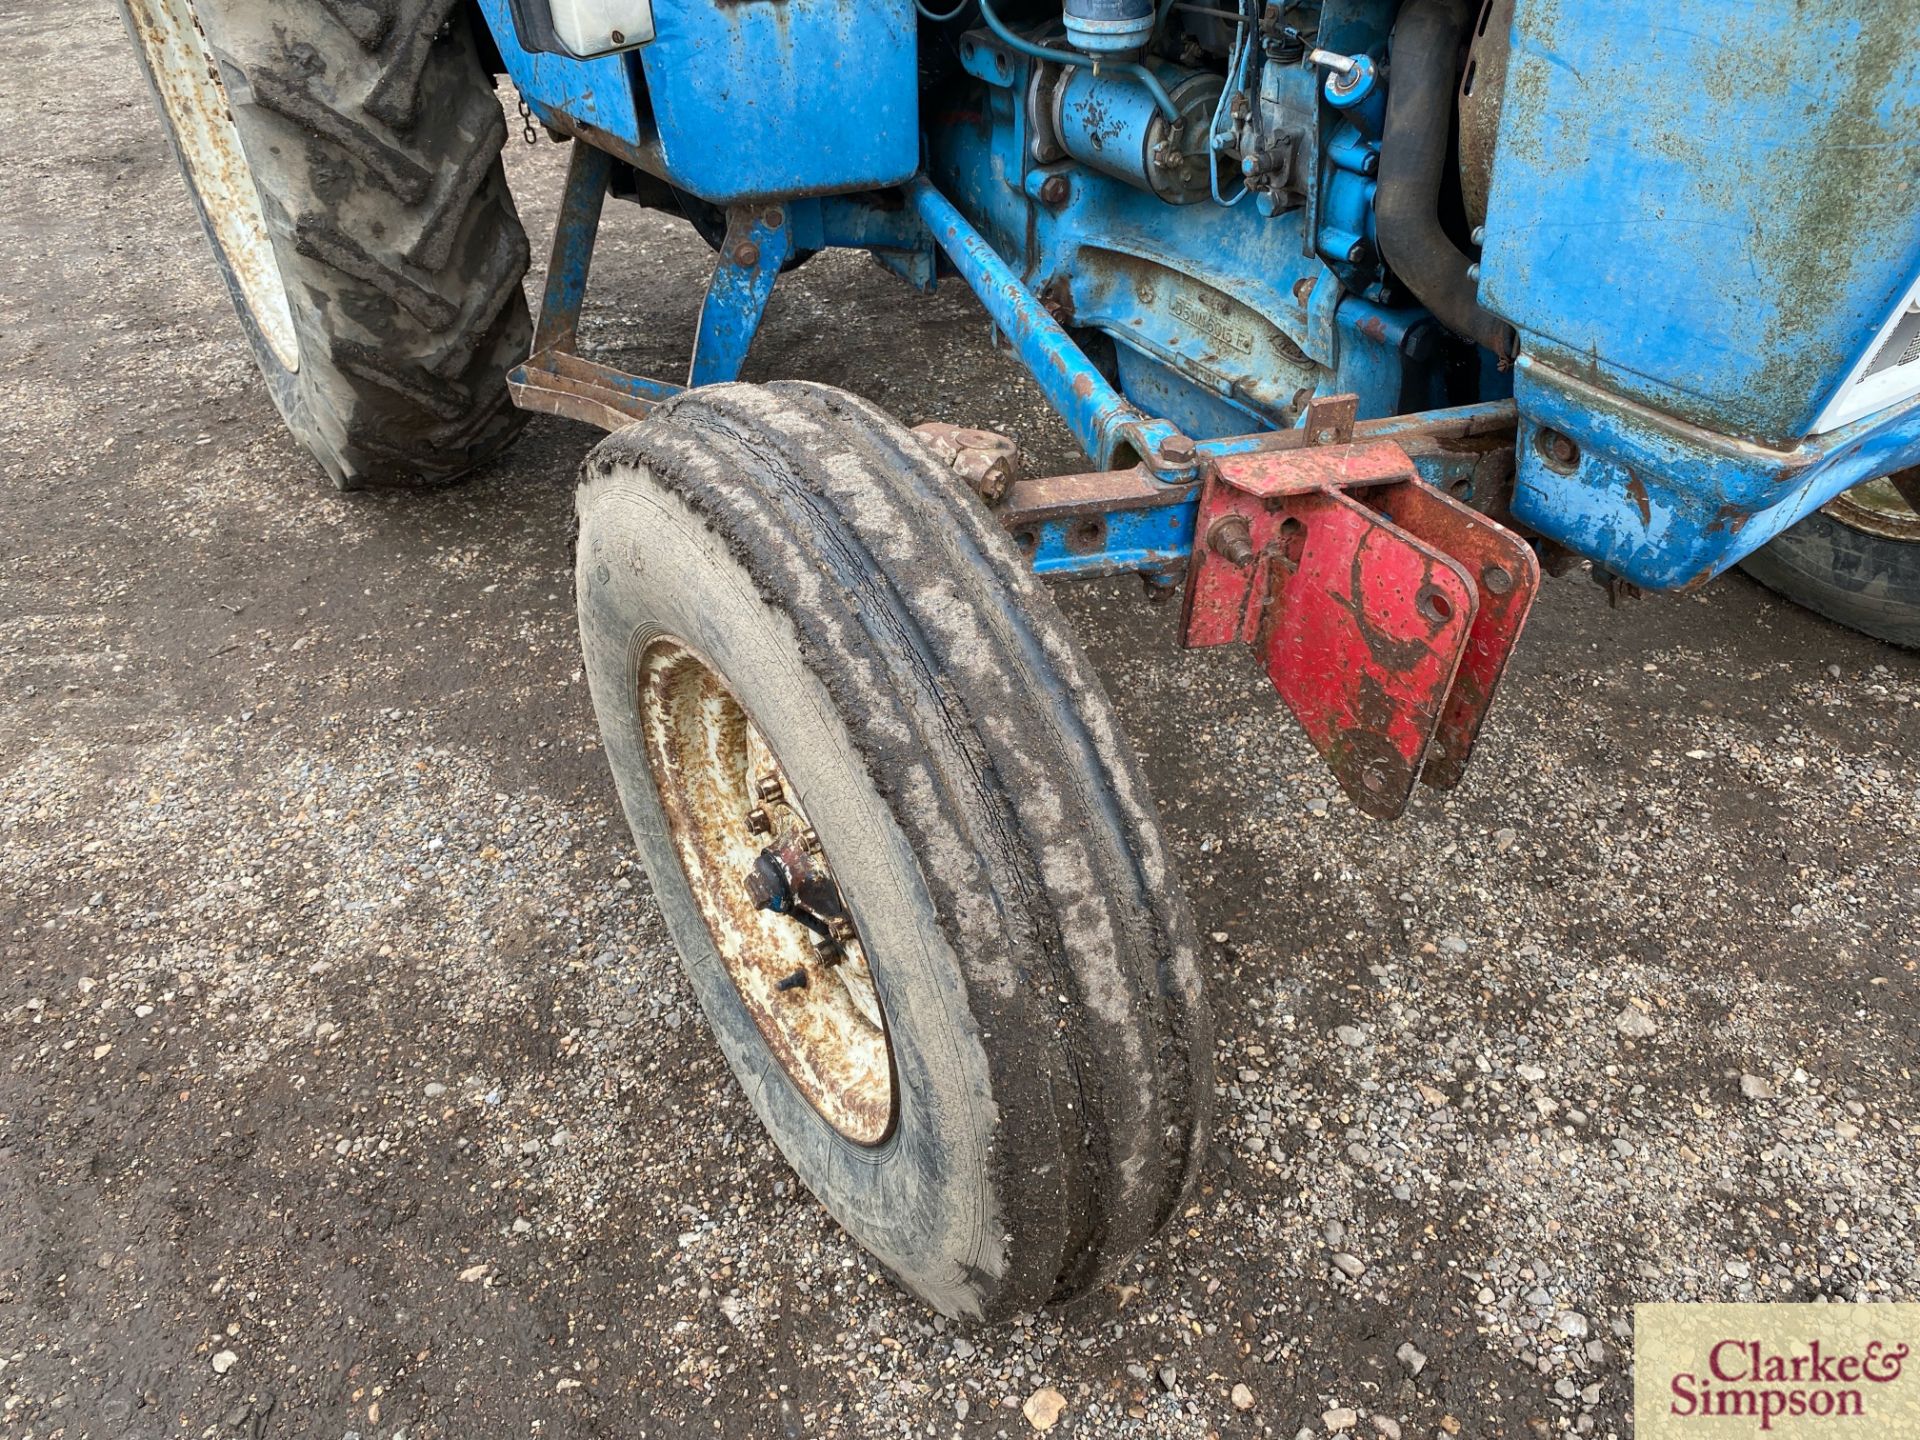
left=474, top=0, right=648, bottom=147
left=1022, top=503, right=1196, bottom=580
left=1508, top=357, right=1920, bottom=589
left=1112, top=343, right=1272, bottom=440
left=1481, top=0, right=1920, bottom=450
left=638, top=0, right=919, bottom=204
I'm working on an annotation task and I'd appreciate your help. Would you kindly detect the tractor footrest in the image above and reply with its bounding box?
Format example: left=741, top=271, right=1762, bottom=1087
left=1180, top=421, right=1539, bottom=819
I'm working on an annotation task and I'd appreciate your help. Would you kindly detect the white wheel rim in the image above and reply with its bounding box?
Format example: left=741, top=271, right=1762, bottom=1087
left=128, top=0, right=300, bottom=370
left=638, top=638, right=896, bottom=1145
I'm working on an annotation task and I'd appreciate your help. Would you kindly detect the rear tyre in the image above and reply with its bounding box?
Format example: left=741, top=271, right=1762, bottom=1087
left=575, top=382, right=1213, bottom=1320
left=1739, top=473, right=1920, bottom=648
left=118, top=0, right=531, bottom=488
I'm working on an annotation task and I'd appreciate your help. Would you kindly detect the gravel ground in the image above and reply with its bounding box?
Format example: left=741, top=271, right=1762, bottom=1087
left=3, top=8, right=1918, bottom=1439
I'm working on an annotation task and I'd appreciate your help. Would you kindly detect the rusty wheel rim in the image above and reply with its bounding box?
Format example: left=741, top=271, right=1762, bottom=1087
left=1824, top=470, right=1920, bottom=544
left=637, top=639, right=895, bottom=1144
left=126, top=0, right=299, bottom=371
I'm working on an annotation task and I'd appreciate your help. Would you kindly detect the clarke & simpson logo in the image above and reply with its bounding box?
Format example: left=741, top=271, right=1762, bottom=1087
left=1637, top=1305, right=1920, bottom=1438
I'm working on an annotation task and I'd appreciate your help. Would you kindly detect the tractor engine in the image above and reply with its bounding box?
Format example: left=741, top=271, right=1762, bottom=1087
left=921, top=0, right=1507, bottom=444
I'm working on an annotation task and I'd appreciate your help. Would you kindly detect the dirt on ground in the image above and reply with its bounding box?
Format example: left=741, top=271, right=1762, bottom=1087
left=3, top=8, right=1918, bottom=1440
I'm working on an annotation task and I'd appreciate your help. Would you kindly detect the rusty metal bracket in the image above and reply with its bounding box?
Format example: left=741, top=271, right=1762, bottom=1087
left=910, top=422, right=1023, bottom=504
left=1181, top=395, right=1539, bottom=818
left=506, top=140, right=686, bottom=431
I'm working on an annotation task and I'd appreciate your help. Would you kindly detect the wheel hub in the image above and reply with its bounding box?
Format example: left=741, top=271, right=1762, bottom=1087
left=637, top=639, right=894, bottom=1143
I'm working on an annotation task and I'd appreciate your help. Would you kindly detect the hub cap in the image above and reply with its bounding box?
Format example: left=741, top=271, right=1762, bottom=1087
left=637, top=640, right=894, bottom=1144
left=127, top=0, right=300, bottom=370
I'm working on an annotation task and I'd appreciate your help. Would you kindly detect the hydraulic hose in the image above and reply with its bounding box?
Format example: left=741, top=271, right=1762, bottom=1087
left=1374, top=0, right=1517, bottom=359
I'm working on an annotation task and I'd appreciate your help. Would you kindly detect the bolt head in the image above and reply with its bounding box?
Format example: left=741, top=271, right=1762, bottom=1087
left=1158, top=435, right=1198, bottom=466
left=1209, top=515, right=1255, bottom=567
left=1038, top=174, right=1070, bottom=206
left=732, top=240, right=760, bottom=268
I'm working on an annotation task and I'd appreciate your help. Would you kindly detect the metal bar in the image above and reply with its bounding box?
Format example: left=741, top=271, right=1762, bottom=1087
left=688, top=206, right=795, bottom=388
left=999, top=399, right=1519, bottom=529
left=1197, top=398, right=1518, bottom=460
left=904, top=176, right=1192, bottom=476
left=508, top=349, right=682, bottom=432
left=533, top=140, right=615, bottom=357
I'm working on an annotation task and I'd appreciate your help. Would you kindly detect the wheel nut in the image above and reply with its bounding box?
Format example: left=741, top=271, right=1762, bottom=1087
left=746, top=806, right=772, bottom=835
left=755, top=773, right=783, bottom=803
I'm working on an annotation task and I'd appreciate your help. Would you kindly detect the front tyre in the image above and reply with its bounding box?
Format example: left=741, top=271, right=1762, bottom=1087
left=1740, top=471, right=1920, bottom=648
left=575, top=382, right=1212, bottom=1320
left=118, top=0, right=532, bottom=488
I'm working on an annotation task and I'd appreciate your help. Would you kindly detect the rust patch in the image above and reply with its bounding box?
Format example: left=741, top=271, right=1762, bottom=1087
left=1624, top=472, right=1652, bottom=526
left=1703, top=502, right=1751, bottom=536
left=639, top=640, right=895, bottom=1145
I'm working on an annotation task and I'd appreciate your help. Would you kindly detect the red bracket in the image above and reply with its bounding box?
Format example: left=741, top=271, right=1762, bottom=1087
left=1180, top=398, right=1540, bottom=819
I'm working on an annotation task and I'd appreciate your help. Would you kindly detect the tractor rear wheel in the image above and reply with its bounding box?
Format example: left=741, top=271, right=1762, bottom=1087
left=118, top=0, right=531, bottom=489
left=574, top=382, right=1213, bottom=1319
left=1740, top=471, right=1920, bottom=648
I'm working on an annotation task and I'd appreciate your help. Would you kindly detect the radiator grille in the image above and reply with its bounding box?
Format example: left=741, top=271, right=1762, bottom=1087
left=1863, top=303, right=1920, bottom=381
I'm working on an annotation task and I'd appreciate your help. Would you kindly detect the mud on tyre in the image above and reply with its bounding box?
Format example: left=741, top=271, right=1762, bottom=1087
left=119, top=0, right=532, bottom=488
left=574, top=381, right=1214, bottom=1320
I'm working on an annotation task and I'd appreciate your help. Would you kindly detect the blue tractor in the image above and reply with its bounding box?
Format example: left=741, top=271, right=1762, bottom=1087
left=120, top=0, right=1920, bottom=1318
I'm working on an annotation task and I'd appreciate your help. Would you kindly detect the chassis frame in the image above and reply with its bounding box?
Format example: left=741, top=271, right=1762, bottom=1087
left=508, top=136, right=1547, bottom=816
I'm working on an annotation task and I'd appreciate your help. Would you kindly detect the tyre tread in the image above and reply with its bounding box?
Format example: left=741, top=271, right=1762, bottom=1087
left=126, top=0, right=531, bottom=487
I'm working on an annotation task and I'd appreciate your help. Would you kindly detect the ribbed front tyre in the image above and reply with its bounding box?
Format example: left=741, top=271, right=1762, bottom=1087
left=575, top=382, right=1213, bottom=1320
left=118, top=0, right=531, bottom=488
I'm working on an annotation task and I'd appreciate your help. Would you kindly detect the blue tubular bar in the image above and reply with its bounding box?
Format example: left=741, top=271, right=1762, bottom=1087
left=905, top=176, right=1191, bottom=475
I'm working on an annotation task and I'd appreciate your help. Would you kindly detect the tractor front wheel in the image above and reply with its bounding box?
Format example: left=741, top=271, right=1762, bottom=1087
left=574, top=382, right=1213, bottom=1320
left=118, top=0, right=531, bottom=488
left=1740, top=470, right=1920, bottom=648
